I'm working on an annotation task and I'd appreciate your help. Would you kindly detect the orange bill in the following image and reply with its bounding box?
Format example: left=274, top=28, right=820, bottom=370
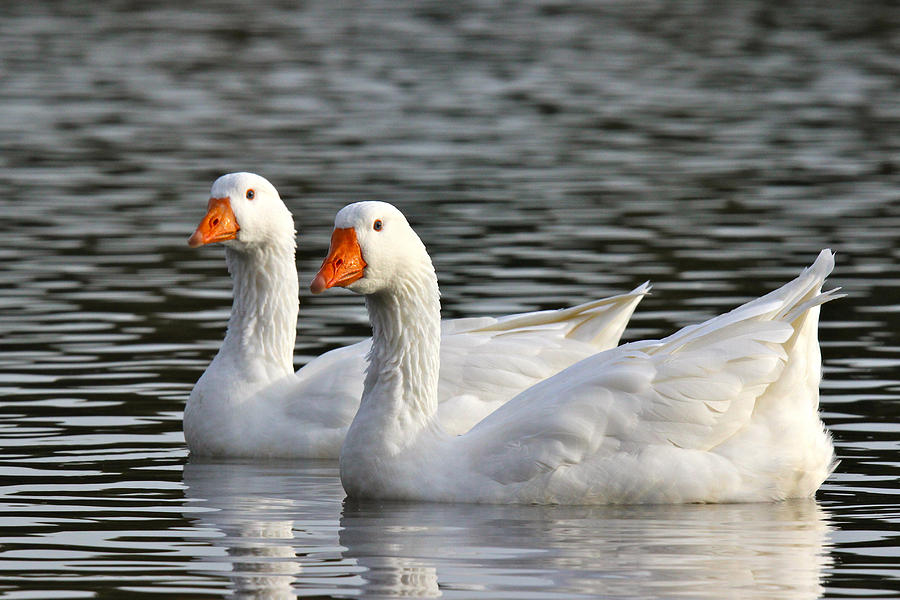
left=310, top=227, right=367, bottom=294
left=188, top=197, right=240, bottom=247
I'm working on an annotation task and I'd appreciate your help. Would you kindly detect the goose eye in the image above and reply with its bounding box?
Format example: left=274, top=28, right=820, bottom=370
left=373, top=219, right=383, bottom=231
left=246, top=189, right=255, bottom=200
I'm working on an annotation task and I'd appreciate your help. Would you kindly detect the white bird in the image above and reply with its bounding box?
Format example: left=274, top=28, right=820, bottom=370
left=311, top=201, right=838, bottom=504
left=184, top=173, right=647, bottom=458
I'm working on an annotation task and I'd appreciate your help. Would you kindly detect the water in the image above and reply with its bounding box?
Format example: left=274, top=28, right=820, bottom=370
left=1, top=0, right=898, bottom=597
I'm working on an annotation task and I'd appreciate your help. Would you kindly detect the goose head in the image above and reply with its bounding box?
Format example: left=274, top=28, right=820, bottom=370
left=310, top=201, right=430, bottom=296
left=188, top=172, right=294, bottom=250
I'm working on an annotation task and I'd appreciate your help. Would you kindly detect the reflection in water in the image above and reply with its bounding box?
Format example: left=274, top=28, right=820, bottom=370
left=184, top=459, right=831, bottom=599
left=225, top=521, right=299, bottom=600
left=341, top=500, right=832, bottom=599
left=183, top=459, right=343, bottom=599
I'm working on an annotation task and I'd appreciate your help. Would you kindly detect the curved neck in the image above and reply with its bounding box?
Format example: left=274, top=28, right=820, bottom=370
left=354, top=267, right=442, bottom=446
left=218, top=241, right=298, bottom=378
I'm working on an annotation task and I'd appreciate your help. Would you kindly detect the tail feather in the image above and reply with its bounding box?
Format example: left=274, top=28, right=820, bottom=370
left=783, top=287, right=845, bottom=323
left=567, top=282, right=650, bottom=346
left=657, top=250, right=836, bottom=353
left=472, top=282, right=650, bottom=349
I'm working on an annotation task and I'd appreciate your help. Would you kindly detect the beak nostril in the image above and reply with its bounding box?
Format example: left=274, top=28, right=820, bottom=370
left=211, top=218, right=219, bottom=226
left=335, top=258, right=343, bottom=268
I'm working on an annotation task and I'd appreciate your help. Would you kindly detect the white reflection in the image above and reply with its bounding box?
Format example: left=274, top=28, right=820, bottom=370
left=339, top=499, right=832, bottom=600
left=225, top=520, right=298, bottom=600
left=182, top=459, right=343, bottom=600
left=183, top=459, right=831, bottom=600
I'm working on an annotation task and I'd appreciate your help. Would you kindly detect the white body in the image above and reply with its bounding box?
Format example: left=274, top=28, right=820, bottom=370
left=184, top=173, right=647, bottom=458
left=329, top=201, right=837, bottom=504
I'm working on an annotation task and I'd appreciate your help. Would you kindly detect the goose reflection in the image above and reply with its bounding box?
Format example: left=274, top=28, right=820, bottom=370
left=182, top=458, right=344, bottom=599
left=339, top=499, right=832, bottom=599
left=183, top=459, right=831, bottom=599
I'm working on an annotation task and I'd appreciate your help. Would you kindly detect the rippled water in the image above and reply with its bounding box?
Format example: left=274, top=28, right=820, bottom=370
left=1, top=1, right=899, bottom=598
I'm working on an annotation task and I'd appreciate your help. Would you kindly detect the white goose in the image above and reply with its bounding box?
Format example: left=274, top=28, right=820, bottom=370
left=184, top=173, right=648, bottom=458
left=311, top=201, right=839, bottom=504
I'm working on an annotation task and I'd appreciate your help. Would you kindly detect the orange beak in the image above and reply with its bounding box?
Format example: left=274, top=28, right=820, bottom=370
left=310, top=228, right=367, bottom=294
left=188, top=197, right=240, bottom=247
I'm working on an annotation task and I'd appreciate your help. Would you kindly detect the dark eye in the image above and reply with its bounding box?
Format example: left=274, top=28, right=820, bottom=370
left=373, top=219, right=383, bottom=231
left=246, top=189, right=255, bottom=200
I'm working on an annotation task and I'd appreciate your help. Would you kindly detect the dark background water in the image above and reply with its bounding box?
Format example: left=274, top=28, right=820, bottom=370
left=1, top=1, right=898, bottom=598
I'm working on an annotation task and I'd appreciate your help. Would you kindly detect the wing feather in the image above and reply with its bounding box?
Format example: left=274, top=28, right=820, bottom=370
left=434, top=288, right=648, bottom=431
left=462, top=262, right=836, bottom=486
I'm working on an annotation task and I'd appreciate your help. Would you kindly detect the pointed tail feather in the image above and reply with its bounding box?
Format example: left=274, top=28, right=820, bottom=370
left=656, top=250, right=836, bottom=353
left=471, top=282, right=650, bottom=349
left=567, top=282, right=650, bottom=346
left=783, top=287, right=845, bottom=323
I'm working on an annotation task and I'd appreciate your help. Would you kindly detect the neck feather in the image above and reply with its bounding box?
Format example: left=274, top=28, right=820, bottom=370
left=361, top=266, right=442, bottom=433
left=219, top=240, right=298, bottom=378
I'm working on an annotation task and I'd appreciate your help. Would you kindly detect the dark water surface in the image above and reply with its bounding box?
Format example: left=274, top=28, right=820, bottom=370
left=1, top=1, right=899, bottom=598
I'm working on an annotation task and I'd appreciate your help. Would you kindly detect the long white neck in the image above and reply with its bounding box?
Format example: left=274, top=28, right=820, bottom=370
left=217, top=240, right=298, bottom=379
left=344, top=264, right=442, bottom=460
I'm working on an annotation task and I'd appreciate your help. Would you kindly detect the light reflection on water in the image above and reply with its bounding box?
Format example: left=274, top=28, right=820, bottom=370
left=1, top=0, right=899, bottom=598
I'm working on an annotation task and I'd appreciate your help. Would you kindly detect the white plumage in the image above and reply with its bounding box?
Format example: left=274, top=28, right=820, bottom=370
left=314, top=201, right=838, bottom=504
left=183, top=173, right=647, bottom=458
